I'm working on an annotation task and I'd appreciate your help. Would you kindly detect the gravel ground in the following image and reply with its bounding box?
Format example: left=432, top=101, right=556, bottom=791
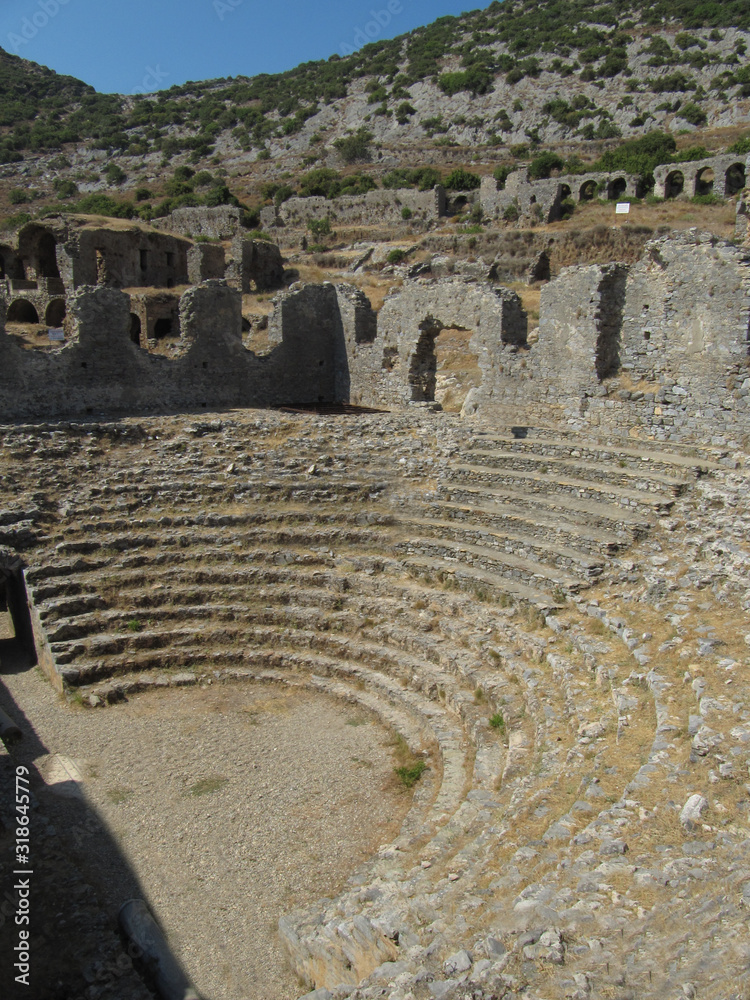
left=1, top=649, right=412, bottom=1000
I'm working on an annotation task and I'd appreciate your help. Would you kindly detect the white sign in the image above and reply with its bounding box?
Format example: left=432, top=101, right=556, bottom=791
left=615, top=203, right=631, bottom=215
left=48, top=328, right=65, bottom=341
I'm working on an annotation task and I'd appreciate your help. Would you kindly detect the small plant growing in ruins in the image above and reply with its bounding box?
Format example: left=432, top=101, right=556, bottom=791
left=387, top=248, right=406, bottom=265
left=489, top=712, right=506, bottom=733
left=474, top=686, right=486, bottom=704
left=127, top=619, right=143, bottom=632
left=395, top=760, right=427, bottom=788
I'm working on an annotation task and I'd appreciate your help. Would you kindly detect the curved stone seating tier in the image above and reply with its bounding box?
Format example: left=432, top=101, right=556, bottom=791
left=1, top=409, right=740, bottom=1000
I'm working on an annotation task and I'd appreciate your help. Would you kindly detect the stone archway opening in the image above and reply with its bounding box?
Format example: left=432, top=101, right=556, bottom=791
left=665, top=170, right=685, bottom=199
left=695, top=167, right=715, bottom=197
left=7, top=299, right=40, bottom=324
left=726, top=163, right=746, bottom=197
left=608, top=177, right=627, bottom=200
left=18, top=224, right=61, bottom=281
left=580, top=180, right=597, bottom=202
left=45, top=299, right=66, bottom=327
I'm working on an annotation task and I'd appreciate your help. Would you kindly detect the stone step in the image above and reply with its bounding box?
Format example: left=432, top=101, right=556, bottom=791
left=398, top=514, right=605, bottom=579
left=466, top=448, right=689, bottom=496
left=422, top=498, right=625, bottom=555
left=448, top=464, right=677, bottom=515
left=438, top=482, right=653, bottom=537
left=397, top=535, right=584, bottom=593
left=403, top=556, right=559, bottom=609
left=469, top=431, right=724, bottom=475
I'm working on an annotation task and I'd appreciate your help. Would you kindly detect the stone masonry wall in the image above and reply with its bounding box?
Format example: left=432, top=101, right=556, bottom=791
left=164, top=206, right=242, bottom=240
left=225, top=237, right=284, bottom=293
left=470, top=231, right=750, bottom=447
left=266, top=187, right=446, bottom=230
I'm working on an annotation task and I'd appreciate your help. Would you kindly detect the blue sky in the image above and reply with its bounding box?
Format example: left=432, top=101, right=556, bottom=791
left=0, top=0, right=484, bottom=95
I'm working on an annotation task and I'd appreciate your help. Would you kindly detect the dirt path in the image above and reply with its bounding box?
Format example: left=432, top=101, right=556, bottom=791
left=0, top=645, right=412, bottom=1000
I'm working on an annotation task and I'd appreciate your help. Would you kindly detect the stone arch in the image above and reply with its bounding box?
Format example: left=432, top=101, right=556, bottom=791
left=560, top=184, right=572, bottom=201
left=7, top=299, right=39, bottom=324
left=17, top=223, right=60, bottom=280
left=607, top=177, right=627, bottom=201
left=408, top=318, right=441, bottom=401
left=45, top=299, right=66, bottom=327
left=665, top=170, right=684, bottom=199
left=695, top=166, right=715, bottom=196
left=453, top=196, right=468, bottom=212
left=130, top=313, right=142, bottom=346
left=725, top=162, right=746, bottom=197
left=579, top=179, right=597, bottom=201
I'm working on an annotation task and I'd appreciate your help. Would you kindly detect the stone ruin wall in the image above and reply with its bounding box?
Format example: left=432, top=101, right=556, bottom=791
left=162, top=206, right=243, bottom=240
left=0, top=231, right=747, bottom=444
left=260, top=186, right=446, bottom=232
left=468, top=231, right=750, bottom=446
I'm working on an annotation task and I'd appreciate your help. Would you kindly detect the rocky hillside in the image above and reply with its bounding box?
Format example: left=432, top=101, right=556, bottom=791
left=0, top=0, right=749, bottom=225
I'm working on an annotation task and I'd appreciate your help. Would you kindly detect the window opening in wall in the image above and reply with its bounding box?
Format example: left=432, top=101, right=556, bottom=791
left=726, top=163, right=746, bottom=197
left=153, top=318, right=173, bottom=338
left=665, top=171, right=684, bottom=199
left=129, top=313, right=142, bottom=346
left=140, top=249, right=148, bottom=270
left=695, top=167, right=714, bottom=197
left=408, top=319, right=441, bottom=401
left=166, top=251, right=175, bottom=267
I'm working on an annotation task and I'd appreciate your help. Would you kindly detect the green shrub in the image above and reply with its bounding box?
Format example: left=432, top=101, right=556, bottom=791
left=679, top=102, right=707, bottom=126
left=387, top=248, right=406, bottom=264
left=307, top=217, right=332, bottom=239
left=401, top=206, right=413, bottom=220
left=104, top=164, right=127, bottom=185
left=728, top=133, right=750, bottom=155
left=333, top=128, right=373, bottom=163
left=9, top=189, right=30, bottom=205
left=493, top=166, right=512, bottom=190
left=489, top=712, right=505, bottom=732
left=503, top=201, right=520, bottom=222
left=444, top=168, right=481, bottom=190
left=53, top=178, right=78, bottom=199
left=528, top=151, right=564, bottom=180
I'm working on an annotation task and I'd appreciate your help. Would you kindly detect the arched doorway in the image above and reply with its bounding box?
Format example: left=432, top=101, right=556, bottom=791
left=725, top=163, right=746, bottom=197
left=607, top=177, right=627, bottom=200
left=695, top=167, right=714, bottom=196
left=560, top=184, right=572, bottom=201
left=579, top=179, right=597, bottom=201
left=45, top=299, right=66, bottom=327
left=665, top=170, right=684, bottom=199
left=130, top=313, right=142, bottom=346
left=17, top=224, right=60, bottom=280
left=7, top=300, right=40, bottom=324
